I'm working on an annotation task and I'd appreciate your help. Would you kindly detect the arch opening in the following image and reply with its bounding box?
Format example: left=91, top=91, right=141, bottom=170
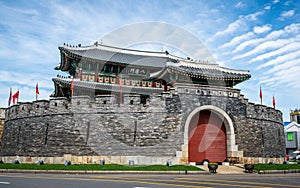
left=183, top=105, right=239, bottom=163
left=188, top=110, right=226, bottom=162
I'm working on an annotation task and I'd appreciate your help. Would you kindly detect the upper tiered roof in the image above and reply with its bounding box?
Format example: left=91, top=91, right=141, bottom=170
left=58, top=42, right=178, bottom=69
left=57, top=43, right=251, bottom=85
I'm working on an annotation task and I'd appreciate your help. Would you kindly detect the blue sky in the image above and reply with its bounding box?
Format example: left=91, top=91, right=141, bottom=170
left=0, top=0, right=299, bottom=121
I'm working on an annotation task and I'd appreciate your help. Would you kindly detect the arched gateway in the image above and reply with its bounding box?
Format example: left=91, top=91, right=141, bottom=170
left=184, top=105, right=238, bottom=163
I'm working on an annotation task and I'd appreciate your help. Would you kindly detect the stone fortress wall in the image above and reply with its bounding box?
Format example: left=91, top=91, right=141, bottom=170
left=0, top=85, right=285, bottom=165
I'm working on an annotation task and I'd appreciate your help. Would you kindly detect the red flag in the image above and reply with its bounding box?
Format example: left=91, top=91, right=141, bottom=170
left=259, top=86, right=262, bottom=105
left=273, top=95, right=276, bottom=109
left=36, top=83, right=39, bottom=94
left=8, top=87, right=12, bottom=106
left=36, top=83, right=39, bottom=100
left=12, top=90, right=19, bottom=104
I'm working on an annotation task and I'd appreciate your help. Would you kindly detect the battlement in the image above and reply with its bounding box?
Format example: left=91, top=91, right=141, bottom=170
left=5, top=93, right=171, bottom=121
left=246, top=103, right=282, bottom=122
left=5, top=85, right=281, bottom=123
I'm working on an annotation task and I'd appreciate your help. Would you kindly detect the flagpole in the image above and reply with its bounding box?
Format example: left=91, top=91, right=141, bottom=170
left=8, top=87, right=12, bottom=107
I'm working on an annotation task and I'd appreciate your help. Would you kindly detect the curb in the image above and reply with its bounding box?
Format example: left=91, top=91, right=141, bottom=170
left=258, top=169, right=300, bottom=174
left=0, top=169, right=210, bottom=175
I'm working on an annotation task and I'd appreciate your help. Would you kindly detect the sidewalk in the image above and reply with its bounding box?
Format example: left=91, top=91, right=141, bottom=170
left=199, top=164, right=245, bottom=174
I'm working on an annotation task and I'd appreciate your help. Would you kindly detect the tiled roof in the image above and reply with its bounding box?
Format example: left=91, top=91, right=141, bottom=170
left=60, top=44, right=176, bottom=67
left=168, top=65, right=251, bottom=80
left=60, top=43, right=251, bottom=80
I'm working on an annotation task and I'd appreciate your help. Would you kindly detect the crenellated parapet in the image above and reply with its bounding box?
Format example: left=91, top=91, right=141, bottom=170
left=5, top=93, right=171, bottom=122
left=5, top=98, right=71, bottom=121
left=246, top=102, right=282, bottom=122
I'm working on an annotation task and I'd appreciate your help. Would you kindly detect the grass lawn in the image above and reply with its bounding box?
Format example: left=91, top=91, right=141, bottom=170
left=0, top=163, right=203, bottom=171
left=254, top=164, right=300, bottom=171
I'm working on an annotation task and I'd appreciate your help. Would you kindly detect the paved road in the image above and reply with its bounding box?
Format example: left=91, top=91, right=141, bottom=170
left=0, top=173, right=300, bottom=188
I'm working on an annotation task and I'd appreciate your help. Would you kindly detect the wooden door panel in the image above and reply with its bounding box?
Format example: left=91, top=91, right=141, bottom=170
left=188, top=111, right=227, bottom=162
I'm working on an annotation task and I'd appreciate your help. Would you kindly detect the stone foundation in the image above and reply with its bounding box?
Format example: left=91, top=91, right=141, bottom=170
left=0, top=155, right=179, bottom=165
left=0, top=155, right=285, bottom=165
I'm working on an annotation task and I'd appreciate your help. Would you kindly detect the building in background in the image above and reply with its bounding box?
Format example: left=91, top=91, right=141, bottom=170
left=285, top=109, right=300, bottom=158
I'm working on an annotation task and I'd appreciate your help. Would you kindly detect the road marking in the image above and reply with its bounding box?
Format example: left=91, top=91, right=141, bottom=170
left=177, top=177, right=300, bottom=188
left=0, top=181, right=10, bottom=185
left=0, top=174, right=210, bottom=187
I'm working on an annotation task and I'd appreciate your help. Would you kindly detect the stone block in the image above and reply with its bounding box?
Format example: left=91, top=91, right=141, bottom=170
left=82, top=156, right=88, bottom=164
left=92, top=156, right=100, bottom=164
left=77, top=156, right=83, bottom=164
left=71, top=156, right=78, bottom=164
left=63, top=154, right=72, bottom=161
left=120, top=156, right=126, bottom=164
left=87, top=156, right=93, bottom=163
left=54, top=157, right=64, bottom=164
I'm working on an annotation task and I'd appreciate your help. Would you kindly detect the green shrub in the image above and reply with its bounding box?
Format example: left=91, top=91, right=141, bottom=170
left=254, top=164, right=300, bottom=171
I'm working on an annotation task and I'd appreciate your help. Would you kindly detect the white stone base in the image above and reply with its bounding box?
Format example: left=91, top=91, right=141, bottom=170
left=0, top=155, right=181, bottom=165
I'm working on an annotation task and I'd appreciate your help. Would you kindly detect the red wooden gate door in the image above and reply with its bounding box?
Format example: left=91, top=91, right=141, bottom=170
left=188, top=110, right=227, bottom=162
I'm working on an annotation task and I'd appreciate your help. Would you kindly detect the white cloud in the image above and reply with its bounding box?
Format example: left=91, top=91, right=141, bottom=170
left=264, top=5, right=271, bottom=10
left=215, top=20, right=244, bottom=37
left=244, top=11, right=264, bottom=21
left=257, top=50, right=300, bottom=69
left=233, top=23, right=300, bottom=53
left=220, top=32, right=255, bottom=49
left=266, top=58, right=300, bottom=74
left=279, top=10, right=295, bottom=20
left=234, top=37, right=300, bottom=60
left=235, top=2, right=246, bottom=9
left=261, top=65, right=300, bottom=89
left=213, top=11, right=264, bottom=38
left=249, top=40, right=300, bottom=63
left=0, top=71, right=53, bottom=89
left=253, top=25, right=272, bottom=34
left=273, top=0, right=280, bottom=4
left=281, top=10, right=295, bottom=17
left=232, top=38, right=263, bottom=53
